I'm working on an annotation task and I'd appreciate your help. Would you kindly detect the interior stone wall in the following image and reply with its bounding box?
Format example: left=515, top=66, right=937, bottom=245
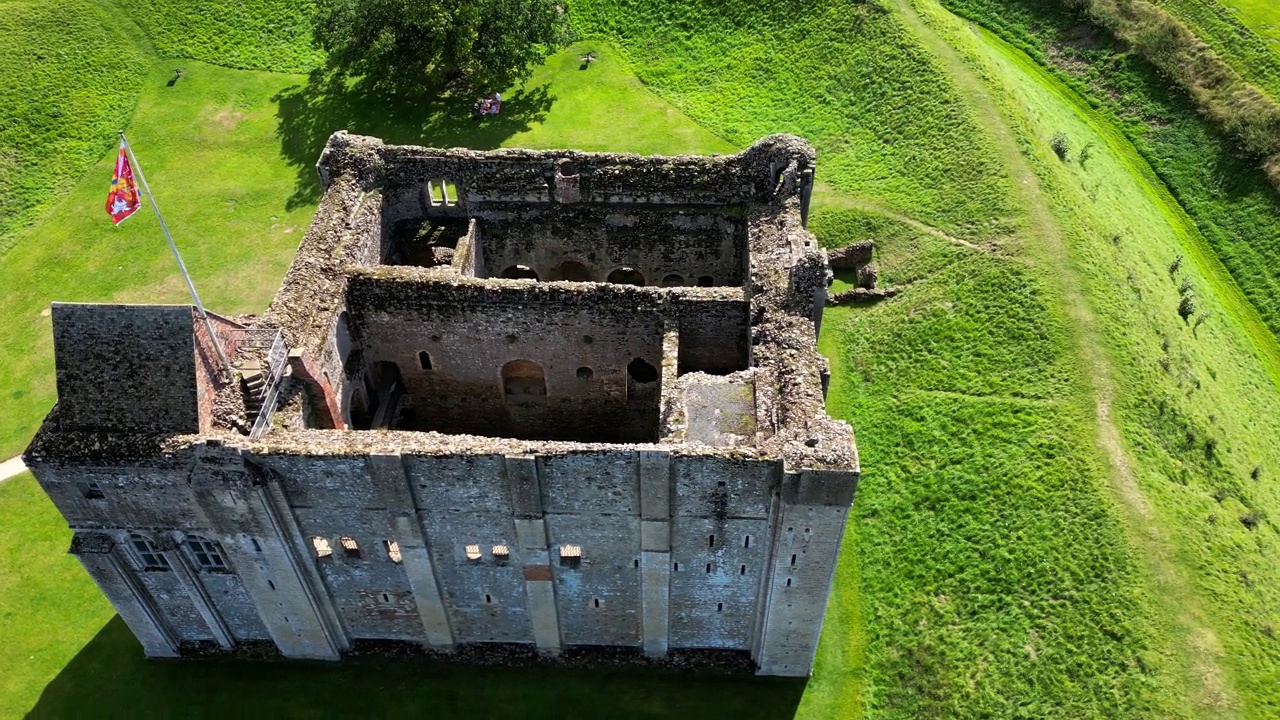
left=475, top=207, right=746, bottom=287
left=345, top=275, right=665, bottom=443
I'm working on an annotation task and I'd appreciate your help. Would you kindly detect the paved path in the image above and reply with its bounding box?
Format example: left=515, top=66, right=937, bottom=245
left=0, top=455, right=26, bottom=483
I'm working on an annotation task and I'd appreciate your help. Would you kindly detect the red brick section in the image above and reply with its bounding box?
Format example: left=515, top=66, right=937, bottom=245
left=523, top=565, right=553, bottom=581
left=289, top=353, right=347, bottom=430
left=192, top=311, right=245, bottom=432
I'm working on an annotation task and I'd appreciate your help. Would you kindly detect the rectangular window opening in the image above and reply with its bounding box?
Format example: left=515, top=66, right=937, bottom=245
left=717, top=602, right=723, bottom=612
left=744, top=535, right=751, bottom=549
left=131, top=537, right=170, bottom=572
left=559, top=544, right=581, bottom=568
left=465, top=544, right=482, bottom=561
left=790, top=554, right=797, bottom=566
left=485, top=593, right=493, bottom=604
left=786, top=578, right=793, bottom=587
left=188, top=537, right=228, bottom=572
left=740, top=564, right=746, bottom=575
left=593, top=597, right=602, bottom=609
left=385, top=540, right=403, bottom=563
left=705, top=563, right=712, bottom=573
left=312, top=536, right=333, bottom=559
left=251, top=538, right=262, bottom=553
left=673, top=562, right=681, bottom=572
left=708, top=534, right=715, bottom=548
left=340, top=536, right=361, bottom=559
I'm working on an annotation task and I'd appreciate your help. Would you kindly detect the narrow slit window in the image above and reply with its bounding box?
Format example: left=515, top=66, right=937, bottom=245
left=717, top=602, right=723, bottom=612
left=786, top=578, right=793, bottom=587
left=485, top=593, right=492, bottom=604
left=634, top=558, right=640, bottom=569
left=340, top=536, right=361, bottom=559
left=418, top=351, right=432, bottom=371
left=251, top=538, right=262, bottom=553
left=744, top=535, right=751, bottom=549
left=790, top=554, right=797, bottom=566
left=465, top=544, right=482, bottom=561
left=312, top=536, right=333, bottom=559
left=380, top=592, right=392, bottom=604
left=740, top=564, right=747, bottom=575
left=384, top=540, right=403, bottom=563
left=708, top=534, right=715, bottom=548
left=674, top=562, right=681, bottom=572
left=705, top=563, right=712, bottom=573
left=593, top=597, right=601, bottom=609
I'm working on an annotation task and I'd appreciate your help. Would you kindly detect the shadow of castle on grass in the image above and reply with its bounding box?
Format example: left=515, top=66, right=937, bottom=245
left=274, top=72, right=555, bottom=211
left=27, top=617, right=807, bottom=719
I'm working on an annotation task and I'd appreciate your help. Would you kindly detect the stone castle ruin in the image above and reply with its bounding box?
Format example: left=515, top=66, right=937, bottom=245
left=25, top=133, right=859, bottom=676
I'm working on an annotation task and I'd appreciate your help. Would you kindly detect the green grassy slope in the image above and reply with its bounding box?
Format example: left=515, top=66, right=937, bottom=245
left=128, top=0, right=321, bottom=72
left=571, top=0, right=1019, bottom=243
left=1219, top=0, right=1280, bottom=43
left=940, top=0, right=1280, bottom=348
left=0, top=0, right=146, bottom=247
left=1157, top=0, right=1280, bottom=100
left=915, top=0, right=1280, bottom=712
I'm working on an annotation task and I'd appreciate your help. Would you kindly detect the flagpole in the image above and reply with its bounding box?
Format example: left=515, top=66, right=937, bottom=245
left=118, top=131, right=234, bottom=379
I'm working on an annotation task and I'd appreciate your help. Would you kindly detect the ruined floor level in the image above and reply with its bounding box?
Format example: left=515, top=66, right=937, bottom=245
left=26, top=133, right=858, bottom=677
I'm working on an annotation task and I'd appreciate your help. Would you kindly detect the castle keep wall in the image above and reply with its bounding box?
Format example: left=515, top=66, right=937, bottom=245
left=28, top=134, right=858, bottom=677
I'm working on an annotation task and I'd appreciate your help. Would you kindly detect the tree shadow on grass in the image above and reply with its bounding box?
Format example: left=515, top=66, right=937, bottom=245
left=274, top=73, right=555, bottom=210
left=27, top=617, right=807, bottom=719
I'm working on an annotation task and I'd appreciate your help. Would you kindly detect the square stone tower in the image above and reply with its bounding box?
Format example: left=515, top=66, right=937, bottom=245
left=25, top=133, right=858, bottom=676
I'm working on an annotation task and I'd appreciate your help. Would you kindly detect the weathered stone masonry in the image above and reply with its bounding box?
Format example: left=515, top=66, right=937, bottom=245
left=26, top=133, right=858, bottom=676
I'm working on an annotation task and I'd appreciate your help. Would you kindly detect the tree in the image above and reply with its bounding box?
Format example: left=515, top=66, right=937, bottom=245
left=311, top=0, right=567, bottom=91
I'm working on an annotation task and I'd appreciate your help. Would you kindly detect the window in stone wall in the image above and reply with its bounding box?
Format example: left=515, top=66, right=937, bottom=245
left=501, top=264, right=539, bottom=281
left=593, top=597, right=603, bottom=609
left=129, top=534, right=170, bottom=571
left=418, top=351, right=433, bottom=371
left=186, top=535, right=228, bottom=572
left=627, top=358, right=658, bottom=384
left=661, top=273, right=684, bottom=287
left=80, top=481, right=105, bottom=500
left=717, top=602, right=724, bottom=612
left=740, top=564, right=747, bottom=575
left=744, top=535, right=751, bottom=549
left=340, top=536, right=361, bottom=559
left=697, top=276, right=714, bottom=287
left=465, top=544, right=483, bottom=561
left=550, top=259, right=592, bottom=282
left=492, top=544, right=510, bottom=561
left=384, top=540, right=403, bottom=563
left=559, top=544, right=582, bottom=568
left=502, top=360, right=547, bottom=401
left=607, top=267, right=646, bottom=286
left=312, top=536, right=333, bottom=559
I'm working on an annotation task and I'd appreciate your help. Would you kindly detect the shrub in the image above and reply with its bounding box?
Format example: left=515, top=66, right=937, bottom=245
left=1051, top=131, right=1071, bottom=161
left=1178, top=275, right=1193, bottom=296
left=1178, top=293, right=1197, bottom=322
left=1168, top=254, right=1183, bottom=275
left=1240, top=510, right=1264, bottom=530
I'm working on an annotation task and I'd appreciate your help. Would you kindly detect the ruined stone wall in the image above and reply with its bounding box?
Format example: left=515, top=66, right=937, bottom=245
left=344, top=272, right=668, bottom=442
left=51, top=304, right=200, bottom=433
left=476, top=207, right=746, bottom=286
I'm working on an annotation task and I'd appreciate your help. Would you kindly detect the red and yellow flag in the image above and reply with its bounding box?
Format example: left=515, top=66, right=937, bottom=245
left=105, top=141, right=141, bottom=225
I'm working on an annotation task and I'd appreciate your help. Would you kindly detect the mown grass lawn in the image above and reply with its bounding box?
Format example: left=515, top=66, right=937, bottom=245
left=5, top=0, right=1280, bottom=716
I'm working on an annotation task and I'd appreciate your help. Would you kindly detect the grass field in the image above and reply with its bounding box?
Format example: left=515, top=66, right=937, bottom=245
left=5, top=0, right=1280, bottom=716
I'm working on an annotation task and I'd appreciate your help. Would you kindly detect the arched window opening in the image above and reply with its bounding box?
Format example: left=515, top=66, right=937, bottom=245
left=129, top=534, right=170, bottom=571
left=627, top=357, right=658, bottom=384
left=697, top=275, right=714, bottom=287
left=576, top=366, right=594, bottom=381
left=502, top=360, right=547, bottom=402
left=550, top=260, right=592, bottom=282
left=661, top=273, right=684, bottom=287
left=418, top=351, right=432, bottom=371
left=501, top=264, right=539, bottom=281
left=186, top=535, right=228, bottom=572
left=607, top=267, right=646, bottom=286
left=384, top=540, right=403, bottom=563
